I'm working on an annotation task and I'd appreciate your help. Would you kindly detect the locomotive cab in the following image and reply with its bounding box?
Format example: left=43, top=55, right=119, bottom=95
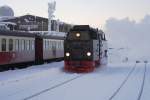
left=64, top=25, right=102, bottom=72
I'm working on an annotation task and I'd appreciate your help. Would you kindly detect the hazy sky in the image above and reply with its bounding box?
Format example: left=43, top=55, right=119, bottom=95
left=1, top=0, right=150, bottom=27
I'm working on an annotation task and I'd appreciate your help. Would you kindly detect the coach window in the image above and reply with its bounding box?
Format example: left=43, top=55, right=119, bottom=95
left=31, top=40, right=34, bottom=50
left=51, top=41, right=54, bottom=49
left=61, top=41, right=63, bottom=49
left=50, top=41, right=53, bottom=50
left=46, top=40, right=48, bottom=50
left=49, top=41, right=51, bottom=50
left=15, top=39, right=19, bottom=51
left=48, top=41, right=50, bottom=50
left=57, top=41, right=59, bottom=49
left=61, top=41, right=64, bottom=49
left=47, top=41, right=49, bottom=50
left=59, top=42, right=60, bottom=49
left=57, top=42, right=59, bottom=49
left=1, top=38, right=6, bottom=52
left=54, top=41, right=56, bottom=49
left=59, top=42, right=61, bottom=49
left=26, top=40, right=30, bottom=50
left=45, top=40, right=48, bottom=50
left=21, top=40, right=25, bottom=50
left=9, top=39, right=13, bottom=51
left=55, top=42, right=57, bottom=49
left=44, top=40, right=46, bottom=50
left=59, top=41, right=61, bottom=49
left=45, top=40, right=47, bottom=50
left=49, top=41, right=52, bottom=50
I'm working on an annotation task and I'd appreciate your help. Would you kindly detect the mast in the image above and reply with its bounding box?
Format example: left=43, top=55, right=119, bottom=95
left=48, top=1, right=56, bottom=34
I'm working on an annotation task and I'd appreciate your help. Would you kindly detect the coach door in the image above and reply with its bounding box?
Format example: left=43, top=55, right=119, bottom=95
left=35, top=37, right=43, bottom=64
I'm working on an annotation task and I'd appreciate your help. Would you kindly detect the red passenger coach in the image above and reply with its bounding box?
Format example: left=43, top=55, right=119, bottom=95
left=0, top=31, right=36, bottom=70
left=64, top=25, right=107, bottom=73
left=0, top=30, right=64, bottom=71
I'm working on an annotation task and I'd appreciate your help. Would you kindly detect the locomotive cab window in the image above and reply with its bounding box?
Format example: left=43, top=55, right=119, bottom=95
left=67, top=30, right=98, bottom=40
left=1, top=38, right=6, bottom=52
left=67, top=31, right=90, bottom=40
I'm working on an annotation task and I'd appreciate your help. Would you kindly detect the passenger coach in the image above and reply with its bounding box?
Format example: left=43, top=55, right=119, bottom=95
left=0, top=30, right=64, bottom=71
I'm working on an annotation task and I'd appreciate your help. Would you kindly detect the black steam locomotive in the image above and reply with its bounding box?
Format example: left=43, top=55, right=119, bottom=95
left=64, top=25, right=108, bottom=72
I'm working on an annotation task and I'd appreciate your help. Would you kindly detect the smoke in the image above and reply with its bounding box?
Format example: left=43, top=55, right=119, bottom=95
left=105, top=15, right=150, bottom=61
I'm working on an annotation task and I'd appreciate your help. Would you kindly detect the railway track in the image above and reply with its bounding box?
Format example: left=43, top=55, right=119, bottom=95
left=22, top=74, right=84, bottom=100
left=137, top=62, right=147, bottom=100
left=108, top=62, right=147, bottom=100
left=1, top=62, right=148, bottom=100
left=108, top=62, right=137, bottom=100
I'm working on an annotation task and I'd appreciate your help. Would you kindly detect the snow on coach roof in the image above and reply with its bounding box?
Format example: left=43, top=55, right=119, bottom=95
left=29, top=31, right=66, bottom=38
left=0, top=30, right=36, bottom=37
left=0, top=30, right=66, bottom=40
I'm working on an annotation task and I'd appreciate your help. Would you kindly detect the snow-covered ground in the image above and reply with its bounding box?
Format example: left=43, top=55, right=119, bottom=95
left=0, top=61, right=149, bottom=100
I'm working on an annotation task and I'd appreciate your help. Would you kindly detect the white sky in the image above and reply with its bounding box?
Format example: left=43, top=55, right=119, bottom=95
left=0, top=0, right=150, bottom=28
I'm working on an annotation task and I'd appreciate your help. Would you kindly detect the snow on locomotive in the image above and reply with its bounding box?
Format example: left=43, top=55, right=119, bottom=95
left=64, top=25, right=107, bottom=72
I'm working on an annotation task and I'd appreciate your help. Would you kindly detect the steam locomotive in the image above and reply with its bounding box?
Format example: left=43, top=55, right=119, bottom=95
left=64, top=25, right=107, bottom=72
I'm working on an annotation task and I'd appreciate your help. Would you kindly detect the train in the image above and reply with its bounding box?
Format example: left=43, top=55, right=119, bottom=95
left=64, top=25, right=108, bottom=72
left=0, top=25, right=107, bottom=73
left=0, top=30, right=64, bottom=71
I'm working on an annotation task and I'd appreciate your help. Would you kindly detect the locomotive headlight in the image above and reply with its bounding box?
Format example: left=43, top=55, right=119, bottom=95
left=87, top=52, right=91, bottom=56
left=66, top=52, right=70, bottom=57
left=76, top=33, right=80, bottom=37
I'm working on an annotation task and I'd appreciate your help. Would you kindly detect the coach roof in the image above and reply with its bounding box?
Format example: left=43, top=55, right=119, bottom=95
left=0, top=30, right=36, bottom=37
